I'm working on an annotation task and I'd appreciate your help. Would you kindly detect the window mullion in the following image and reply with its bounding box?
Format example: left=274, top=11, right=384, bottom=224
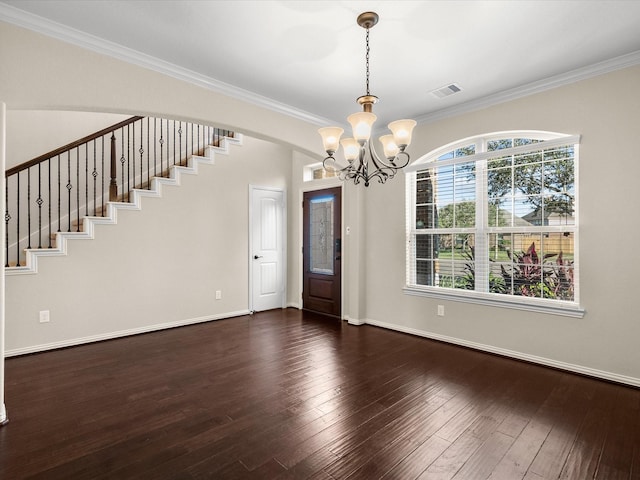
left=475, top=140, right=489, bottom=293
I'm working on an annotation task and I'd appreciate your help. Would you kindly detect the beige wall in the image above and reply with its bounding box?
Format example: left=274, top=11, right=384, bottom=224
left=5, top=135, right=291, bottom=353
left=6, top=111, right=128, bottom=169
left=0, top=21, right=322, bottom=159
left=2, top=20, right=640, bottom=386
left=365, top=65, right=640, bottom=385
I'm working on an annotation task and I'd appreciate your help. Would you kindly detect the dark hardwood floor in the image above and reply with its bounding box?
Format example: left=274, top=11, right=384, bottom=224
left=1, top=309, right=639, bottom=479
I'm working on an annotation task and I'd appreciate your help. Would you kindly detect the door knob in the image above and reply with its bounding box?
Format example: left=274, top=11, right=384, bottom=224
left=254, top=255, right=263, bottom=259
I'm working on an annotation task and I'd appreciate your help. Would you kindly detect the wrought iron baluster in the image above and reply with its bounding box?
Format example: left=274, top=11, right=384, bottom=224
left=159, top=119, right=164, bottom=178
left=76, top=148, right=80, bottom=232
left=173, top=120, right=176, bottom=166
left=178, top=122, right=182, bottom=166
left=101, top=136, right=105, bottom=214
left=147, top=118, right=150, bottom=188
left=27, top=167, right=32, bottom=249
left=92, top=140, right=97, bottom=216
left=16, top=171, right=20, bottom=266
left=153, top=118, right=157, bottom=178
left=128, top=124, right=132, bottom=202
left=37, top=163, right=43, bottom=248
left=85, top=143, right=89, bottom=217
left=185, top=122, right=189, bottom=160
left=67, top=151, right=72, bottom=232
left=139, top=119, right=144, bottom=190
left=120, top=128, right=125, bottom=203
left=48, top=158, right=52, bottom=248
left=57, top=154, right=61, bottom=232
left=110, top=133, right=117, bottom=202
left=166, top=119, right=170, bottom=176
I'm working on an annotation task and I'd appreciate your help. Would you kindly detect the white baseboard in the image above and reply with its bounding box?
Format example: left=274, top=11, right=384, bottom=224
left=5, top=310, right=251, bottom=357
left=345, top=316, right=366, bottom=326
left=364, top=318, right=640, bottom=389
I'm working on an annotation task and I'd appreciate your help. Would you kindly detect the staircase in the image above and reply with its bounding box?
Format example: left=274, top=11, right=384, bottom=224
left=4, top=115, right=241, bottom=275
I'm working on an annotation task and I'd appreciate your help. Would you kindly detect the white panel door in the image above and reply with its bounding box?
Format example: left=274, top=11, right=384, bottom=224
left=250, top=187, right=285, bottom=312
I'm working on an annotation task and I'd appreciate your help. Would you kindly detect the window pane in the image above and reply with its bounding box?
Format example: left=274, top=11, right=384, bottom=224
left=310, top=196, right=334, bottom=275
left=543, top=160, right=574, bottom=195
left=487, top=199, right=511, bottom=227
left=415, top=234, right=439, bottom=286
left=514, top=151, right=542, bottom=166
left=514, top=164, right=542, bottom=195
left=436, top=234, right=474, bottom=290
left=429, top=162, right=476, bottom=228
left=416, top=172, right=435, bottom=203
left=544, top=145, right=574, bottom=161
left=488, top=139, right=513, bottom=151
left=488, top=233, right=574, bottom=300
left=453, top=202, right=475, bottom=227
left=514, top=138, right=542, bottom=147
left=542, top=195, right=575, bottom=226
left=416, top=204, right=436, bottom=229
left=488, top=155, right=512, bottom=170
left=437, top=144, right=475, bottom=162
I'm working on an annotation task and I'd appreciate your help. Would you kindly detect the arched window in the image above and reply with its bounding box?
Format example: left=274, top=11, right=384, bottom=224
left=405, top=131, right=583, bottom=317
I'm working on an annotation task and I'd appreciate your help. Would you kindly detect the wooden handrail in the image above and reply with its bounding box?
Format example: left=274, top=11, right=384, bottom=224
left=5, top=115, right=235, bottom=267
left=5, top=116, right=144, bottom=178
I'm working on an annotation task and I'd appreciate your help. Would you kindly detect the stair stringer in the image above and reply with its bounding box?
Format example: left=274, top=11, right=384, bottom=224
left=5, top=134, right=243, bottom=276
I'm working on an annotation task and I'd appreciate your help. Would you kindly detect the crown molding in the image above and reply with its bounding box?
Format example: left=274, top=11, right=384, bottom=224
left=3, top=3, right=640, bottom=128
left=0, top=2, right=332, bottom=126
left=416, top=49, right=640, bottom=124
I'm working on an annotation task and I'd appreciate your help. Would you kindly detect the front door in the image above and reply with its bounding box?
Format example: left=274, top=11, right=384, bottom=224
left=250, top=186, right=285, bottom=312
left=303, top=187, right=342, bottom=317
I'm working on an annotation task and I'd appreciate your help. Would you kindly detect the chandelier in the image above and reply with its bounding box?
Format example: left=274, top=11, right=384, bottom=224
left=318, top=11, right=416, bottom=187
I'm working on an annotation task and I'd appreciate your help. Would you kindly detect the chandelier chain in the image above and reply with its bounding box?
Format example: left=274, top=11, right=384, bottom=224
left=365, top=27, right=370, bottom=96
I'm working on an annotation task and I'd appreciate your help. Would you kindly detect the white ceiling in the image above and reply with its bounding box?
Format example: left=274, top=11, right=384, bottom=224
left=3, top=0, right=640, bottom=130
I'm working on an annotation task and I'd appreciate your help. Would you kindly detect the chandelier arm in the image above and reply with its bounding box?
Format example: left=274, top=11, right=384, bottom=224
left=367, top=140, right=411, bottom=171
left=391, top=150, right=411, bottom=169
left=323, top=155, right=353, bottom=174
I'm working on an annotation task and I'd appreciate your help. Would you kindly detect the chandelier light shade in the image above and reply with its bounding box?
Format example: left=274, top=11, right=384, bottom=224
left=319, top=11, right=416, bottom=187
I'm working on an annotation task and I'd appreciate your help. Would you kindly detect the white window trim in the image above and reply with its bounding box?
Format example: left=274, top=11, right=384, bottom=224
left=403, top=285, right=585, bottom=318
left=405, top=131, right=583, bottom=318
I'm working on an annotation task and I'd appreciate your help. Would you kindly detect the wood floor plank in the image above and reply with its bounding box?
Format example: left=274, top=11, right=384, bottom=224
left=558, top=381, right=614, bottom=479
left=594, top=386, right=640, bottom=480
left=1, top=308, right=639, bottom=480
left=379, top=434, right=451, bottom=479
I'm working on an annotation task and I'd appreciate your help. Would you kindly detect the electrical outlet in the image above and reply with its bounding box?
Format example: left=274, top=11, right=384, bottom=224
left=39, top=310, right=50, bottom=323
left=215, top=290, right=222, bottom=300
left=437, top=305, right=445, bottom=317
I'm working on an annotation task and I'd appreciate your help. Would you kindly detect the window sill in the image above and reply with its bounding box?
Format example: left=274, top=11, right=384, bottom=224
left=403, top=286, right=585, bottom=318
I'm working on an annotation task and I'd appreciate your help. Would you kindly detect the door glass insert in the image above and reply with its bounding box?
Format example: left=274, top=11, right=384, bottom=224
left=310, top=195, right=334, bottom=275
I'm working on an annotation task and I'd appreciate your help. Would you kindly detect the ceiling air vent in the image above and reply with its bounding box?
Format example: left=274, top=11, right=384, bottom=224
left=431, top=83, right=462, bottom=99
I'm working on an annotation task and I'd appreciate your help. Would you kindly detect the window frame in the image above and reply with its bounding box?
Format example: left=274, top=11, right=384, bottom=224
left=404, top=131, right=584, bottom=318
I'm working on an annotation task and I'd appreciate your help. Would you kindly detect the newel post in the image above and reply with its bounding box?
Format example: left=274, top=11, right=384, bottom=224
left=109, top=132, right=117, bottom=201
